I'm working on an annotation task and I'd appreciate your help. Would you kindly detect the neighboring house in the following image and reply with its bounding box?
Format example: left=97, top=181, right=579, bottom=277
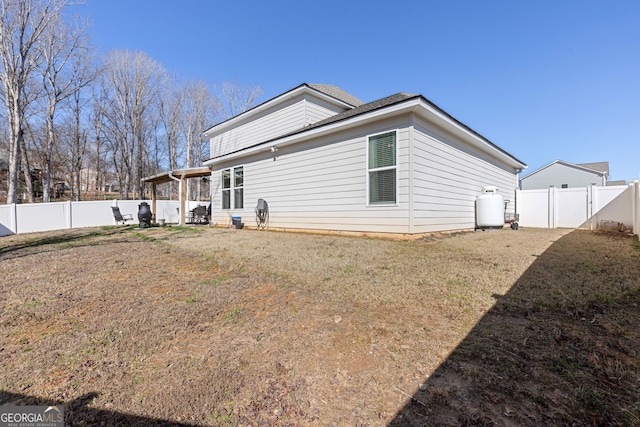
left=520, top=160, right=610, bottom=190
left=203, top=83, right=526, bottom=235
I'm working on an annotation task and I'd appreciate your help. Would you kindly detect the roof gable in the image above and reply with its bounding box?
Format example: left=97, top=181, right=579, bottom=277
left=204, top=83, right=361, bottom=136
left=521, top=160, right=608, bottom=181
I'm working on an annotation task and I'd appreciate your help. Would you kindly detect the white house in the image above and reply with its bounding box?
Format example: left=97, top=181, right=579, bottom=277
left=520, top=160, right=610, bottom=190
left=203, top=83, right=526, bottom=235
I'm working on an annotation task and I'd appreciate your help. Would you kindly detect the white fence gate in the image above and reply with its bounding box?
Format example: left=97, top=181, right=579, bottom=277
left=516, top=182, right=640, bottom=235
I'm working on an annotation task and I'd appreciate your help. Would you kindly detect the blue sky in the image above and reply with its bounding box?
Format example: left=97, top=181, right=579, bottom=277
left=77, top=0, right=639, bottom=182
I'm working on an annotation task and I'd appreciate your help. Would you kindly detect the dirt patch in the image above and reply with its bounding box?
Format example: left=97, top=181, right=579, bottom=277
left=0, top=226, right=638, bottom=426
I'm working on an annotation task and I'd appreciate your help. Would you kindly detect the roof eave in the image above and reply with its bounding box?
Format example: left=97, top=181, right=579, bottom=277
left=414, top=97, right=527, bottom=170
left=204, top=97, right=526, bottom=170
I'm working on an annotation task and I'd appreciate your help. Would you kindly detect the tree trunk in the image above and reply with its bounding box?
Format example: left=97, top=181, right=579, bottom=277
left=6, top=109, right=22, bottom=204
left=43, top=104, right=56, bottom=202
left=94, top=135, right=101, bottom=195
left=19, top=141, right=35, bottom=202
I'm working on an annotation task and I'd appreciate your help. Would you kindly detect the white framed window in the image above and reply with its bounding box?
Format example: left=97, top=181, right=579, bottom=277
left=367, top=130, right=397, bottom=205
left=233, top=166, right=244, bottom=209
left=221, top=166, right=243, bottom=210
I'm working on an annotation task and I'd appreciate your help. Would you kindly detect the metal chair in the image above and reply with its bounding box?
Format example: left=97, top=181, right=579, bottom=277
left=111, top=206, right=133, bottom=225
left=191, top=205, right=209, bottom=224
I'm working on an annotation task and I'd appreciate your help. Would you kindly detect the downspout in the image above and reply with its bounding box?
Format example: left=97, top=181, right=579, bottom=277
left=515, top=168, right=522, bottom=223
left=168, top=172, right=182, bottom=225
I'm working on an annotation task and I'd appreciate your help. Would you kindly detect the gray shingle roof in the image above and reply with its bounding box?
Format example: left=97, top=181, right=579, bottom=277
left=277, top=91, right=524, bottom=167
left=205, top=86, right=525, bottom=168
left=307, top=84, right=365, bottom=107
left=577, top=161, right=609, bottom=174
left=295, top=92, right=419, bottom=133
left=206, top=93, right=419, bottom=160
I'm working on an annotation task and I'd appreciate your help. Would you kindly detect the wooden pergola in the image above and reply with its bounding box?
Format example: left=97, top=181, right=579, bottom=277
left=142, top=167, right=211, bottom=225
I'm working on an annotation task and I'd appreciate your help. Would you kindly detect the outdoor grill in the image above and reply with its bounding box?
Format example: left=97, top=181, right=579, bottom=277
left=138, top=202, right=152, bottom=228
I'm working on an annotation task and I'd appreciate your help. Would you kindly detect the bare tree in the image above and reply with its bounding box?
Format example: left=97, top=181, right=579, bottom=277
left=182, top=79, right=216, bottom=200
left=0, top=0, right=68, bottom=204
left=101, top=50, right=166, bottom=199
left=89, top=80, right=107, bottom=195
left=216, top=80, right=262, bottom=119
left=158, top=79, right=183, bottom=166
left=37, top=9, right=94, bottom=202
left=63, top=87, right=88, bottom=200
left=1, top=3, right=262, bottom=205
left=148, top=114, right=164, bottom=174
left=156, top=83, right=183, bottom=198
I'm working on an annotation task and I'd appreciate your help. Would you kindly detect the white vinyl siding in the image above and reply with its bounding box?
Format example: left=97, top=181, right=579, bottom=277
left=210, top=117, right=412, bottom=233
left=411, top=118, right=517, bottom=233
left=209, top=94, right=348, bottom=158
left=209, top=109, right=519, bottom=235
left=303, top=97, right=346, bottom=124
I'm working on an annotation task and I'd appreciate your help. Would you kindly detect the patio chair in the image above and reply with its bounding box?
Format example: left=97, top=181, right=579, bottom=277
left=111, top=206, right=133, bottom=225
left=191, top=205, right=209, bottom=225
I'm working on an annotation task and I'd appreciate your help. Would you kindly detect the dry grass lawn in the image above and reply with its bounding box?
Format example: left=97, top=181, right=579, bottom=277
left=0, top=226, right=638, bottom=426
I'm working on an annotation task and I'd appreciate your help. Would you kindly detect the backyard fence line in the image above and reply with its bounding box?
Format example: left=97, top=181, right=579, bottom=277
left=2, top=184, right=639, bottom=238
left=0, top=199, right=190, bottom=237
left=516, top=181, right=640, bottom=235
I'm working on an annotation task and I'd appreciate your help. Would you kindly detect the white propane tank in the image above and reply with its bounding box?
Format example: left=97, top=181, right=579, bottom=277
left=476, top=186, right=504, bottom=229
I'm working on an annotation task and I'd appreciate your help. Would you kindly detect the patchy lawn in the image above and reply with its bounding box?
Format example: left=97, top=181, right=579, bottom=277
left=0, top=226, right=638, bottom=426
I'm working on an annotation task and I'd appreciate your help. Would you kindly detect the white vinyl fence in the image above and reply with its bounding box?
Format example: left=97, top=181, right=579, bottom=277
left=516, top=181, right=640, bottom=235
left=3, top=186, right=638, bottom=238
left=0, top=199, right=191, bottom=237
